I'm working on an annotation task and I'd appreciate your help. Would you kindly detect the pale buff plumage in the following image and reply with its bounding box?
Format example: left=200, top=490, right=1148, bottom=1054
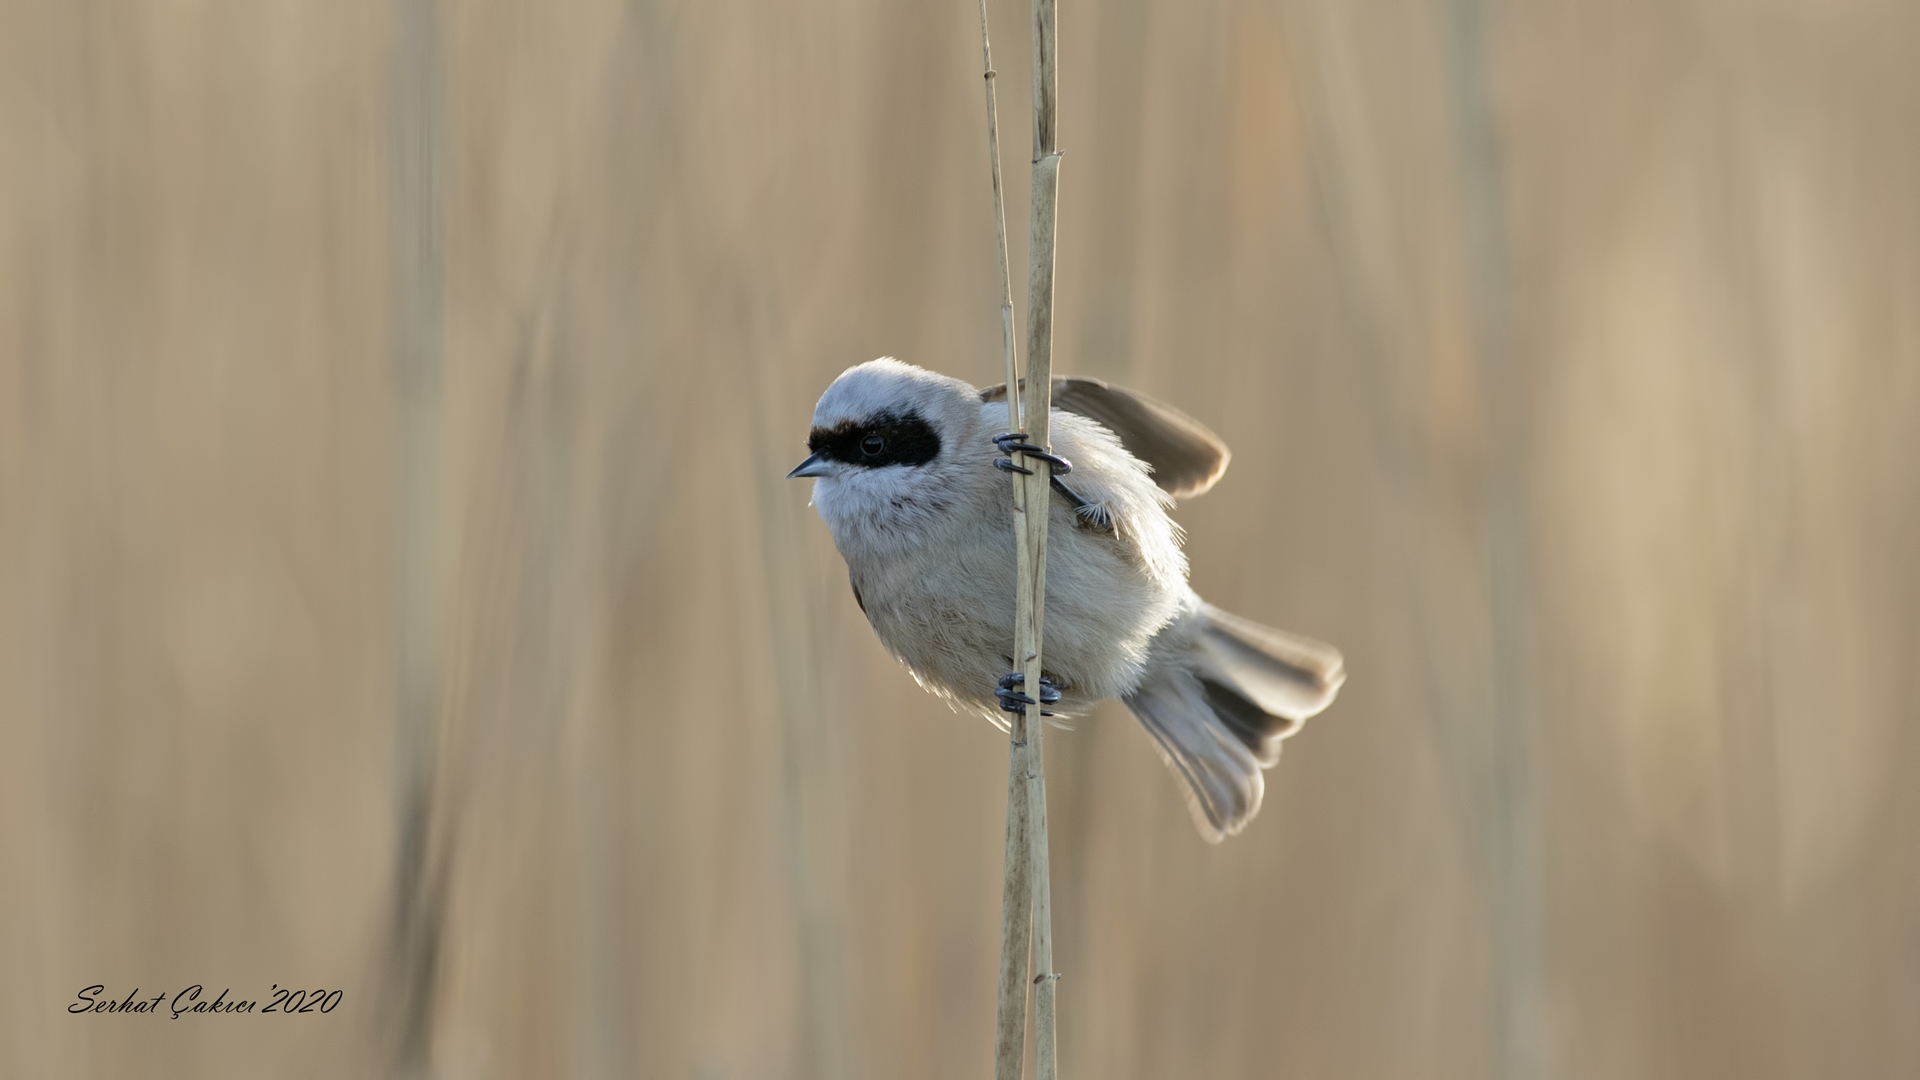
left=795, top=358, right=1344, bottom=841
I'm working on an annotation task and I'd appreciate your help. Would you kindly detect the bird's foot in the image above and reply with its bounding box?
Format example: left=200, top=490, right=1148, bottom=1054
left=992, top=432, right=1072, bottom=477
left=996, top=672, right=1062, bottom=717
left=993, top=433, right=1105, bottom=529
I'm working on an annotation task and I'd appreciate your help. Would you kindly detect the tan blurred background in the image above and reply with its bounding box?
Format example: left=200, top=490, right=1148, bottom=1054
left=4, top=0, right=1918, bottom=1077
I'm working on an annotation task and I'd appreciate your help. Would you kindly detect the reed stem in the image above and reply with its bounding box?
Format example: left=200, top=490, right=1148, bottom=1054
left=981, top=0, right=1062, bottom=1076
left=1021, top=2, right=1062, bottom=1068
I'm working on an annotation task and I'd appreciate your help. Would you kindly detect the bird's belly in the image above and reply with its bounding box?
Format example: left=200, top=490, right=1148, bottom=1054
left=851, top=524, right=1179, bottom=716
left=855, top=551, right=1015, bottom=713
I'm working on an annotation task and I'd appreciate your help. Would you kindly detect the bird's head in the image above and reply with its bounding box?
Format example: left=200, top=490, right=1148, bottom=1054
left=789, top=358, right=983, bottom=546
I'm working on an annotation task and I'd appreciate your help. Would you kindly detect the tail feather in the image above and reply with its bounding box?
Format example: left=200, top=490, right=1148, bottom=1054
left=1195, top=603, right=1345, bottom=721
left=1124, top=603, right=1345, bottom=842
left=1197, top=675, right=1291, bottom=768
left=1124, top=670, right=1264, bottom=844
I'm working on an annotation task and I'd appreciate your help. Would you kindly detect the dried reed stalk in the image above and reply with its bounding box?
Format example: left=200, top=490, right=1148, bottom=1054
left=980, top=0, right=1063, bottom=1076
left=387, top=1, right=450, bottom=1074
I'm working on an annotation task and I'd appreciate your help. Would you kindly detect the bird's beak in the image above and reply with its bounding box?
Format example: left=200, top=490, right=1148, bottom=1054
left=787, top=452, right=832, bottom=479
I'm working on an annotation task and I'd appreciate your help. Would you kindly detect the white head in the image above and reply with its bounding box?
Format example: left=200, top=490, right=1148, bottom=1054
left=788, top=358, right=984, bottom=549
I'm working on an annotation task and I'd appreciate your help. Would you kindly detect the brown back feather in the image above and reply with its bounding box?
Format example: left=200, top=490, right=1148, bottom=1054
left=980, top=376, right=1231, bottom=498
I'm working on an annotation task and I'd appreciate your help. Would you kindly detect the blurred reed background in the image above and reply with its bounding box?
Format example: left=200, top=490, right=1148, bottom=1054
left=3, top=0, right=1918, bottom=1077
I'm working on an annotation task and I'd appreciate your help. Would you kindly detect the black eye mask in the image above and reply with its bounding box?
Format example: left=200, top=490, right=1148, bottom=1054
left=808, top=410, right=943, bottom=469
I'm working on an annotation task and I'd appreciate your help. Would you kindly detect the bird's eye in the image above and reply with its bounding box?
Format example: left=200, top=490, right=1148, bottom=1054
left=861, top=434, right=886, bottom=456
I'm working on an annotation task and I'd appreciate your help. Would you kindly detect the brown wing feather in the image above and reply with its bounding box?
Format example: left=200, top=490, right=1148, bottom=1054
left=980, top=376, right=1232, bottom=498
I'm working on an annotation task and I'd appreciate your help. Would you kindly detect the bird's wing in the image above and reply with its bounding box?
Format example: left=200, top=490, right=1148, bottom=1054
left=980, top=376, right=1231, bottom=498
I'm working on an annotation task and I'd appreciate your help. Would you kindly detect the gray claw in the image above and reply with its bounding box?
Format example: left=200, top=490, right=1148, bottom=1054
left=996, top=672, right=1062, bottom=715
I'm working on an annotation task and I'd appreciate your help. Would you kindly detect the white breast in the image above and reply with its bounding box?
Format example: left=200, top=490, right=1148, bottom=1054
left=833, top=403, right=1190, bottom=718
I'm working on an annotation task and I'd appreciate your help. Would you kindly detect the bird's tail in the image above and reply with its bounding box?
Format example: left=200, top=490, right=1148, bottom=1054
left=1122, top=602, right=1345, bottom=842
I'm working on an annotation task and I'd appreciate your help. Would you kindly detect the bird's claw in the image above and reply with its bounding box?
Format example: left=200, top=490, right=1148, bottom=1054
left=996, top=672, right=1061, bottom=717
left=992, top=432, right=1072, bottom=476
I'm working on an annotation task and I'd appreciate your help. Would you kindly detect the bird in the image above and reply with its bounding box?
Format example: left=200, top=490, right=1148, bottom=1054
left=788, top=357, right=1344, bottom=842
